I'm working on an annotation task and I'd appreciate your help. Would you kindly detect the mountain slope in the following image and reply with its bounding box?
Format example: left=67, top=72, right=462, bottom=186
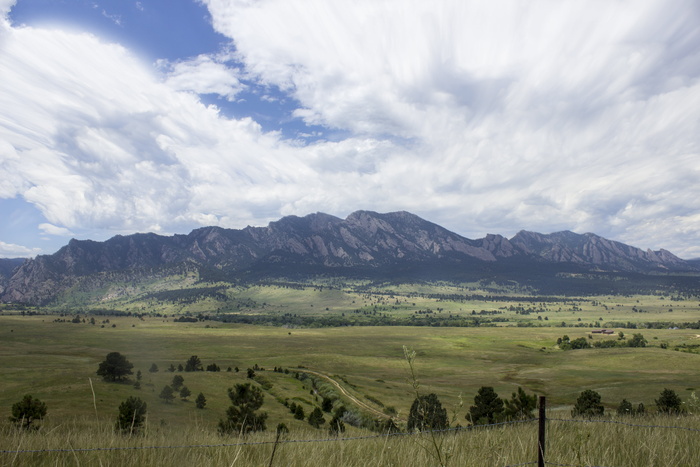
left=1, top=211, right=695, bottom=304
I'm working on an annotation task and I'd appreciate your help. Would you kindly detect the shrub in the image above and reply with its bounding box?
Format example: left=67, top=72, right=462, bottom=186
left=10, top=395, right=47, bottom=430
left=572, top=389, right=604, bottom=417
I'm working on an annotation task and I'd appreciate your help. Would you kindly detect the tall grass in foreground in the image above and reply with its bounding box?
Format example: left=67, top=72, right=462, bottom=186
left=1, top=414, right=699, bottom=466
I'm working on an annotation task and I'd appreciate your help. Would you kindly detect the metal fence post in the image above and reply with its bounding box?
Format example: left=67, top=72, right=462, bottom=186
left=538, top=396, right=546, bottom=467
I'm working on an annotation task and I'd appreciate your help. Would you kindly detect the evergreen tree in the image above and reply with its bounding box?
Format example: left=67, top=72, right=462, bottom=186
left=294, top=405, right=305, bottom=420
left=185, top=355, right=202, bottom=372
left=617, top=399, right=634, bottom=415
left=407, top=393, right=448, bottom=431
left=308, top=407, right=326, bottom=428
left=171, top=375, right=184, bottom=391
left=10, top=394, right=47, bottom=430
left=115, top=397, right=147, bottom=435
left=218, top=383, right=267, bottom=434
left=503, top=387, right=537, bottom=420
left=159, top=385, right=175, bottom=403
left=180, top=386, right=191, bottom=400
left=656, top=388, right=683, bottom=414
left=148, top=363, right=159, bottom=373
left=195, top=392, right=207, bottom=409
left=572, top=389, right=604, bottom=417
left=96, top=352, right=134, bottom=382
left=322, top=396, right=333, bottom=412
left=468, top=386, right=504, bottom=425
left=328, top=415, right=345, bottom=435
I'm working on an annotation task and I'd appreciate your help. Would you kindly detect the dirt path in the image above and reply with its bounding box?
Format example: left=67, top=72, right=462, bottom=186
left=298, top=369, right=400, bottom=421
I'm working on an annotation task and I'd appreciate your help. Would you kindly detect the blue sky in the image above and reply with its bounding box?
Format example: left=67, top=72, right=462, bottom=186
left=1, top=0, right=699, bottom=259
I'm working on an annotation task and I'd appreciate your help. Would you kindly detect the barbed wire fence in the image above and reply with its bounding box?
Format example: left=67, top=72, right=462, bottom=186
left=2, top=396, right=699, bottom=466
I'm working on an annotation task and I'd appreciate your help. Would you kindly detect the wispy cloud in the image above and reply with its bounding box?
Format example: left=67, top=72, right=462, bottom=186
left=38, top=223, right=74, bottom=237
left=1, top=0, right=699, bottom=258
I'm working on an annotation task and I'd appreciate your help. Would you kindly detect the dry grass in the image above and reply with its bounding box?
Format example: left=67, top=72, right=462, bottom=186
left=1, top=414, right=699, bottom=466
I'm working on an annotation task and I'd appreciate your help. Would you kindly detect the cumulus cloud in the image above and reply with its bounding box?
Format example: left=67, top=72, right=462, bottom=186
left=159, top=54, right=245, bottom=100
left=202, top=0, right=700, bottom=256
left=0, top=240, right=40, bottom=257
left=0, top=0, right=699, bottom=259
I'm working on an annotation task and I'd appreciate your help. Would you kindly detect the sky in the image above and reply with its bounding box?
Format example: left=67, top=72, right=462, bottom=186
left=0, top=0, right=699, bottom=260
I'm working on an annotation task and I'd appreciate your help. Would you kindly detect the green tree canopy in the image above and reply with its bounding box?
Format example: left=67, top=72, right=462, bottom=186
left=627, top=333, right=648, bottom=348
left=407, top=393, right=448, bottom=431
left=468, top=386, right=505, bottom=425
left=96, top=352, right=134, bottom=382
left=10, top=394, right=47, bottom=429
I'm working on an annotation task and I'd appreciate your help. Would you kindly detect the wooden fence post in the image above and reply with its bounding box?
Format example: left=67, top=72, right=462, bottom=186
left=538, top=396, right=546, bottom=467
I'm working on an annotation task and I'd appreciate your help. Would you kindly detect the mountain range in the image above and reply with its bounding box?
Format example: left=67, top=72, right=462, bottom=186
left=0, top=210, right=696, bottom=305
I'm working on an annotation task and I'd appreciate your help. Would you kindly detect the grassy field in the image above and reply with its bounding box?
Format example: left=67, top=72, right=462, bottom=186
left=1, top=285, right=700, bottom=465
left=3, top=414, right=700, bottom=466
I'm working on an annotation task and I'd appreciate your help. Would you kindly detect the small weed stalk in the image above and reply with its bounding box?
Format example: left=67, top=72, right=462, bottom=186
left=403, top=345, right=455, bottom=467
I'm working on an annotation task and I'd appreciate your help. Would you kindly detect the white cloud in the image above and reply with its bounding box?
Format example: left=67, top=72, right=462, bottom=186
left=0, top=1, right=699, bottom=259
left=0, top=240, right=40, bottom=257
left=38, top=223, right=74, bottom=236
left=160, top=54, right=245, bottom=100
left=200, top=0, right=700, bottom=257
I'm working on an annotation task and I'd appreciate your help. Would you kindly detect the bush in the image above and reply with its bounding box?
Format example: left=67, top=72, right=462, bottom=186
left=617, top=399, right=633, bottom=415
left=10, top=394, right=47, bottom=430
left=115, top=397, right=147, bottom=435
left=572, top=389, right=604, bottom=417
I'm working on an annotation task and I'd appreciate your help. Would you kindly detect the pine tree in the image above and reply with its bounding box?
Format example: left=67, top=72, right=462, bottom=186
left=96, top=352, right=134, bottom=382
left=468, top=387, right=504, bottom=425
left=115, top=397, right=147, bottom=435
left=195, top=392, right=207, bottom=409
left=218, top=383, right=267, bottom=434
left=10, top=395, right=47, bottom=430
left=159, top=385, right=175, bottom=404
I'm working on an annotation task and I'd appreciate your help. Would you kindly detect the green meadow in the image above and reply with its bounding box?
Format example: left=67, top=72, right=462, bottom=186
left=1, top=283, right=700, bottom=465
